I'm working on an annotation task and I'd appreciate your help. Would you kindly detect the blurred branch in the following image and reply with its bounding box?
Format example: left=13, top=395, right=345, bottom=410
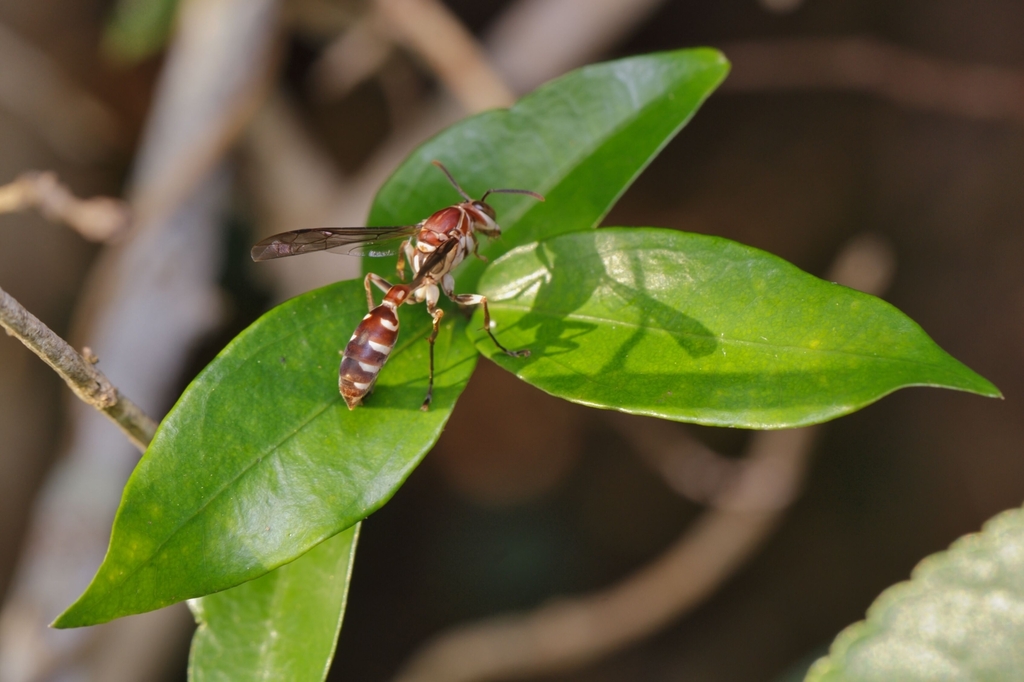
left=826, top=232, right=897, bottom=297
left=0, top=1, right=282, bottom=680
left=0, top=22, right=120, bottom=163
left=610, top=419, right=745, bottom=507
left=312, top=0, right=667, bottom=102
left=391, top=233, right=897, bottom=682
left=310, top=0, right=514, bottom=111
left=128, top=0, right=281, bottom=228
left=312, top=24, right=1024, bottom=142
left=0, top=286, right=156, bottom=452
left=285, top=0, right=361, bottom=39
left=376, top=0, right=514, bottom=110
left=394, top=430, right=818, bottom=682
left=0, top=172, right=131, bottom=242
left=723, top=36, right=1024, bottom=124
left=484, top=0, right=668, bottom=94
left=245, top=92, right=344, bottom=228
left=309, top=13, right=393, bottom=100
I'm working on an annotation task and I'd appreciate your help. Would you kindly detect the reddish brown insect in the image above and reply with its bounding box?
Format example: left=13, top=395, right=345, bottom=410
left=251, top=162, right=544, bottom=410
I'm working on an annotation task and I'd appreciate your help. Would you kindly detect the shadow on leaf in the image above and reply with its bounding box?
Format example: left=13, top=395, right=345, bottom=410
left=498, top=230, right=718, bottom=366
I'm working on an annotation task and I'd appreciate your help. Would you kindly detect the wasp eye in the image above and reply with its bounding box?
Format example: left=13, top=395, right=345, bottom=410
left=474, top=201, right=497, bottom=220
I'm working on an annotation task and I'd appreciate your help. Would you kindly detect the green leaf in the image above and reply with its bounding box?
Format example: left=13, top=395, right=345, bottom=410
left=368, top=47, right=730, bottom=293
left=55, top=48, right=729, bottom=627
left=53, top=280, right=476, bottom=628
left=472, top=229, right=1000, bottom=428
left=806, top=503, right=1024, bottom=682
left=188, top=525, right=359, bottom=682
left=102, top=0, right=180, bottom=63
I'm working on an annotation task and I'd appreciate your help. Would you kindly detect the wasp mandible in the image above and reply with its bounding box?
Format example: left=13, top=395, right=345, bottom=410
left=251, top=162, right=544, bottom=410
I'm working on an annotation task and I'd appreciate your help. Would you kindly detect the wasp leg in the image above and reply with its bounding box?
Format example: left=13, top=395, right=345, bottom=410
left=421, top=302, right=445, bottom=411
left=471, top=238, right=488, bottom=263
left=363, top=272, right=394, bottom=310
left=451, top=291, right=529, bottom=358
left=397, top=239, right=414, bottom=281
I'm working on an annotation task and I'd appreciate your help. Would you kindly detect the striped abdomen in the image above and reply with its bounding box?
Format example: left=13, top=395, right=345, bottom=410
left=339, top=303, right=399, bottom=409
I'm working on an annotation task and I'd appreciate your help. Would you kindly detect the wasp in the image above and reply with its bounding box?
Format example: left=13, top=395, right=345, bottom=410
left=251, top=162, right=544, bottom=411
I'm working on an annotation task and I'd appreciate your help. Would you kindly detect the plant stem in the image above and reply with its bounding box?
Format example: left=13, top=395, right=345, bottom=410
left=0, top=284, right=157, bottom=451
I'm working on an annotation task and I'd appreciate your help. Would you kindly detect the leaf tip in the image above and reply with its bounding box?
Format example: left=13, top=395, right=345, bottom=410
left=50, top=604, right=87, bottom=630
left=692, top=45, right=733, bottom=72
left=691, top=46, right=732, bottom=77
left=51, top=578, right=120, bottom=628
left=50, top=562, right=122, bottom=628
left=953, top=368, right=1002, bottom=400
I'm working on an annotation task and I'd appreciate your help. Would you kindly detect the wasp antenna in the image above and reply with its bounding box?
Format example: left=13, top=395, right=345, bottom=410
left=480, top=187, right=546, bottom=203
left=432, top=161, right=473, bottom=202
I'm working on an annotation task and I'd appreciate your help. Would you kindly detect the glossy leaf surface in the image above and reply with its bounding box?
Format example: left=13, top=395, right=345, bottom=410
left=368, top=48, right=730, bottom=292
left=473, top=229, right=1000, bottom=428
left=55, top=48, right=729, bottom=627
left=54, top=281, right=475, bottom=627
left=806, top=503, right=1024, bottom=682
left=188, top=525, right=359, bottom=682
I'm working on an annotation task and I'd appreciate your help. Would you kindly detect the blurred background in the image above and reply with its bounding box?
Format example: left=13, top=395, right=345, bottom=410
left=0, top=0, right=1022, bottom=680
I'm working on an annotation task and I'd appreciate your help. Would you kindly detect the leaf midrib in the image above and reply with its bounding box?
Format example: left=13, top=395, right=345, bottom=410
left=449, top=56, right=725, bottom=251
left=102, top=319, right=449, bottom=603
left=492, top=303, right=951, bottom=370
left=100, top=399, right=335, bottom=607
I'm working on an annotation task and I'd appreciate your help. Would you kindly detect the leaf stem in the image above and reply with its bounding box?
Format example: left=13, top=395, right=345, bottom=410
left=0, top=284, right=156, bottom=452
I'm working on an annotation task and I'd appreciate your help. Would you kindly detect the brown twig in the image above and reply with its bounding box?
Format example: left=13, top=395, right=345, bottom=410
left=391, top=233, right=897, bottom=682
left=722, top=36, right=1024, bottom=124
left=0, top=172, right=132, bottom=242
left=0, top=285, right=156, bottom=452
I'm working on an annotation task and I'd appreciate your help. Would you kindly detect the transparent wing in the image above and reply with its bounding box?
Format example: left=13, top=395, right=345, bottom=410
left=250, top=226, right=417, bottom=261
